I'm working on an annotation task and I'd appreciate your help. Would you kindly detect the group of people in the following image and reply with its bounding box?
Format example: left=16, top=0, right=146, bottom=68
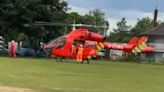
left=71, top=43, right=84, bottom=63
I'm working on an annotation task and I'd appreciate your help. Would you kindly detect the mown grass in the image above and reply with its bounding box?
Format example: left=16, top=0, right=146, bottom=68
left=0, top=57, right=164, bottom=92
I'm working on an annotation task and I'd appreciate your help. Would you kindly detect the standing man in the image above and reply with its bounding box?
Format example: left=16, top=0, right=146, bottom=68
left=76, top=44, right=84, bottom=63
left=9, top=40, right=16, bottom=58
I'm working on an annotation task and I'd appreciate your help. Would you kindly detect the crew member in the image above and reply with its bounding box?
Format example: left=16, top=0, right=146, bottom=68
left=9, top=40, right=16, bottom=58
left=71, top=43, right=77, bottom=54
left=76, top=44, right=84, bottom=63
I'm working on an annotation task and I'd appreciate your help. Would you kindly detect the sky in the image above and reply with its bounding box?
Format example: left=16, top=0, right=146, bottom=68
left=66, top=0, right=164, bottom=33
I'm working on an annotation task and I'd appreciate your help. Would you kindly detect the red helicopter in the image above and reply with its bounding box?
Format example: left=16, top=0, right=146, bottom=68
left=34, top=21, right=153, bottom=63
left=43, top=27, right=106, bottom=63
left=43, top=28, right=154, bottom=62
left=31, top=21, right=108, bottom=63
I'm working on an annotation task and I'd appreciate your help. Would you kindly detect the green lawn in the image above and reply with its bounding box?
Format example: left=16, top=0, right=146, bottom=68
left=0, top=57, right=164, bottom=92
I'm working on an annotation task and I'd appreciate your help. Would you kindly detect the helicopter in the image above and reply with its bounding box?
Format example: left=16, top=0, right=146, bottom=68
left=43, top=30, right=154, bottom=63
left=32, top=21, right=154, bottom=63
left=43, top=27, right=106, bottom=63
left=31, top=21, right=108, bottom=63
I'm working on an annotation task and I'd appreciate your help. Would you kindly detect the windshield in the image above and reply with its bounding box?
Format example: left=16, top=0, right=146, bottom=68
left=46, top=37, right=66, bottom=48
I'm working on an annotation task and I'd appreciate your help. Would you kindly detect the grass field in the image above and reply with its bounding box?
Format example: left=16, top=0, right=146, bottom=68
left=0, top=57, right=164, bottom=92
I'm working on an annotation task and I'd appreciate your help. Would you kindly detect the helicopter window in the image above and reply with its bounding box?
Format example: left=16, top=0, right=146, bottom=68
left=55, top=37, right=66, bottom=48
left=84, top=41, right=97, bottom=48
left=47, top=37, right=66, bottom=48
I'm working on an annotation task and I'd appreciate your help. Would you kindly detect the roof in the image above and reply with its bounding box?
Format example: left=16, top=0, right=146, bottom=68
left=145, top=23, right=164, bottom=36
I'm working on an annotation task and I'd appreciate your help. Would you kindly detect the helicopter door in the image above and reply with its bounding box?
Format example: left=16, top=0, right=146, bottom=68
left=73, top=39, right=85, bottom=46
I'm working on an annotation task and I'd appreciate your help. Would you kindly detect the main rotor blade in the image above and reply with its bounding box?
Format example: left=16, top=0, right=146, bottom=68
left=30, top=21, right=108, bottom=28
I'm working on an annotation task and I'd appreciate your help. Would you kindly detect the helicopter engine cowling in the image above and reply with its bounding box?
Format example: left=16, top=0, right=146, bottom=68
left=68, top=28, right=105, bottom=42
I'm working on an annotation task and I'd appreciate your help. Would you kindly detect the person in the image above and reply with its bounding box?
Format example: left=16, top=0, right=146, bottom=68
left=40, top=41, right=44, bottom=49
left=76, top=44, right=84, bottom=63
left=71, top=43, right=77, bottom=54
left=36, top=41, right=45, bottom=57
left=9, top=40, right=16, bottom=58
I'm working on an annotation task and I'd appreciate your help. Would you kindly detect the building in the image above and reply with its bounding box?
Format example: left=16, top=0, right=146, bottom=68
left=146, top=23, right=164, bottom=62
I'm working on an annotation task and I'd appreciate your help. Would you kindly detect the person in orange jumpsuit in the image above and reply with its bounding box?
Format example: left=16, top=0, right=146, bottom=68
left=76, top=44, right=84, bottom=63
left=9, top=40, right=16, bottom=58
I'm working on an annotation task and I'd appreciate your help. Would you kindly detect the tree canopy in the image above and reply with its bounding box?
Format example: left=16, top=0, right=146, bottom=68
left=107, top=17, right=154, bottom=43
left=0, top=0, right=155, bottom=49
left=108, top=18, right=131, bottom=43
left=0, top=0, right=68, bottom=43
left=66, top=9, right=109, bottom=35
left=130, top=17, right=152, bottom=36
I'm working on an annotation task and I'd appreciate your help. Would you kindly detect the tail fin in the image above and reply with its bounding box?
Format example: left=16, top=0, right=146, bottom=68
left=132, top=36, right=149, bottom=54
left=137, top=36, right=148, bottom=44
left=128, top=37, right=139, bottom=45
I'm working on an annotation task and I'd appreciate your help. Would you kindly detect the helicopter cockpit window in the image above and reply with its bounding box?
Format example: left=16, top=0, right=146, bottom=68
left=55, top=37, right=66, bottom=48
left=47, top=37, right=66, bottom=48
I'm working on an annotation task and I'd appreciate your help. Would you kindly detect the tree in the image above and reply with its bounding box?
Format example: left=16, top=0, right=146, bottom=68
left=66, top=12, right=82, bottom=24
left=114, top=18, right=131, bottom=33
left=0, top=0, right=68, bottom=44
left=131, top=17, right=152, bottom=36
left=109, top=18, right=131, bottom=43
left=83, top=9, right=109, bottom=34
left=66, top=9, right=109, bottom=35
left=65, top=12, right=84, bottom=32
